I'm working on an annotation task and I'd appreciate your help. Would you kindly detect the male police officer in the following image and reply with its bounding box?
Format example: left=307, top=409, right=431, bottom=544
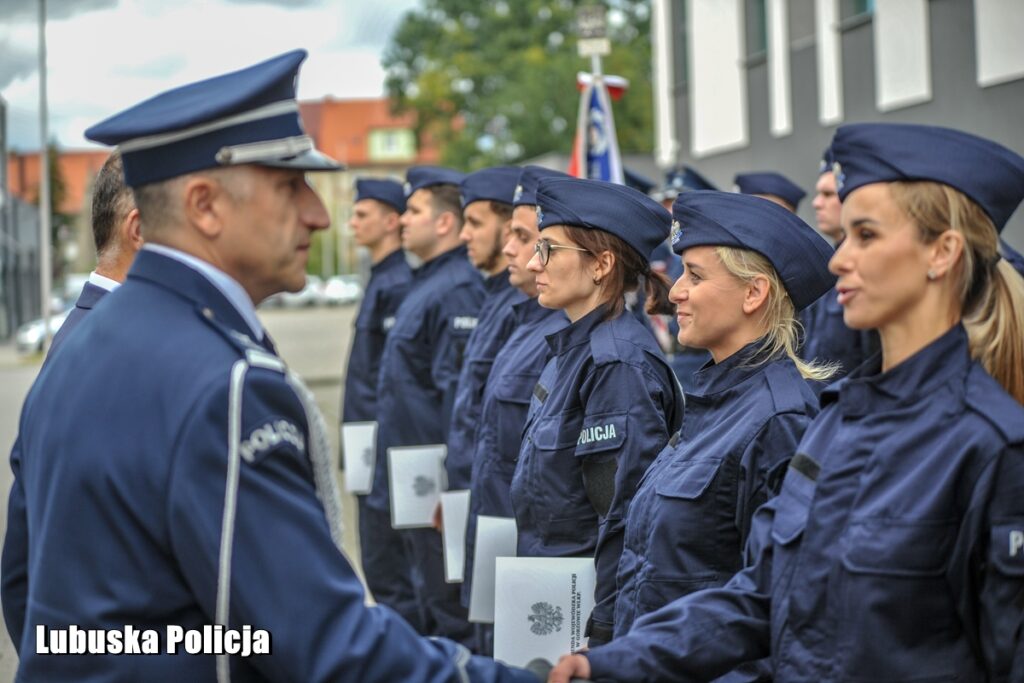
left=1, top=50, right=537, bottom=683
left=49, top=151, right=142, bottom=356
left=800, top=148, right=879, bottom=380
left=340, top=178, right=417, bottom=627
left=461, top=166, right=571, bottom=654
left=369, top=165, right=484, bottom=643
left=443, top=166, right=524, bottom=493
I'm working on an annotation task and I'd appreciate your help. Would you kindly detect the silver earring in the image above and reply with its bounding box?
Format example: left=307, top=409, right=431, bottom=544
left=927, top=269, right=937, bottom=281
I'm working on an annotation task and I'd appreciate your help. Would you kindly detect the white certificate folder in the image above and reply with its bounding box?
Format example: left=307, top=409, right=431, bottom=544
left=467, top=515, right=518, bottom=624
left=493, top=557, right=596, bottom=667
left=387, top=444, right=446, bottom=529
left=440, top=490, right=471, bottom=583
left=341, top=421, right=377, bottom=494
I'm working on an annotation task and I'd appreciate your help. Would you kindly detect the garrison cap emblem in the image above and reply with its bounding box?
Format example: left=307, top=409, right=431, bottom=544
left=671, top=219, right=682, bottom=245
left=832, top=162, right=846, bottom=192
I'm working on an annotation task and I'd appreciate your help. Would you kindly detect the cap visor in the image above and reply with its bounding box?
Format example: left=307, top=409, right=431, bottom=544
left=258, top=148, right=343, bottom=172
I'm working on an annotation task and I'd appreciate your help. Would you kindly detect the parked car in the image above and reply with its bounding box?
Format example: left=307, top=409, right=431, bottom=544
left=322, top=275, right=363, bottom=305
left=279, top=274, right=324, bottom=308
left=16, top=309, right=72, bottom=354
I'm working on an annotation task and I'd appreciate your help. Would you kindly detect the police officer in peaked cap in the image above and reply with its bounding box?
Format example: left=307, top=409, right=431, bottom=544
left=1, top=50, right=538, bottom=683
left=550, top=122, right=1024, bottom=683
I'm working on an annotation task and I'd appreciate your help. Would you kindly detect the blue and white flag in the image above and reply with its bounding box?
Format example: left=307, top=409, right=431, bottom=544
left=572, top=75, right=625, bottom=185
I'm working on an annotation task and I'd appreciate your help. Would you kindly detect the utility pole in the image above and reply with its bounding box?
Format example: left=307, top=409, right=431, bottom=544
left=38, top=0, right=53, bottom=351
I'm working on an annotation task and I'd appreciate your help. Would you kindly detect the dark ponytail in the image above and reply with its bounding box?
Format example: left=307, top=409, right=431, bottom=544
left=562, top=226, right=674, bottom=319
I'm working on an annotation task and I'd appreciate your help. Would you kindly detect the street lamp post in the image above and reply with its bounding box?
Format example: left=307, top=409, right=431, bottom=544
left=38, top=0, right=53, bottom=351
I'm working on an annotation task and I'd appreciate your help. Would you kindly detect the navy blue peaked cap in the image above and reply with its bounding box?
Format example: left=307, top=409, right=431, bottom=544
left=536, top=177, right=671, bottom=264
left=404, top=166, right=465, bottom=197
left=85, top=50, right=340, bottom=187
left=513, top=165, right=571, bottom=207
left=830, top=123, right=1024, bottom=231
left=671, top=191, right=835, bottom=312
left=460, top=166, right=520, bottom=208
left=734, top=172, right=807, bottom=210
left=355, top=178, right=406, bottom=213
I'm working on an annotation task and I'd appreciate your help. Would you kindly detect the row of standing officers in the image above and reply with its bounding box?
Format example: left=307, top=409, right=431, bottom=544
left=3, top=49, right=1024, bottom=682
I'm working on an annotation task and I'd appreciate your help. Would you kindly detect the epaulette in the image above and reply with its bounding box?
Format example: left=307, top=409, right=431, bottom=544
left=763, top=361, right=813, bottom=416
left=195, top=305, right=287, bottom=374
left=965, top=364, right=1024, bottom=444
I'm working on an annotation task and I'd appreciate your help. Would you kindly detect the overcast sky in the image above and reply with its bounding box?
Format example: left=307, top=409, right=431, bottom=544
left=0, top=0, right=419, bottom=151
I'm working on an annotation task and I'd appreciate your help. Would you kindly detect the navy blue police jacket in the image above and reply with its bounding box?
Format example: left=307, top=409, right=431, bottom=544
left=799, top=289, right=879, bottom=382
left=445, top=270, right=525, bottom=490
left=47, top=280, right=109, bottom=359
left=341, top=249, right=412, bottom=423
left=585, top=324, right=1024, bottom=682
left=462, top=297, right=568, bottom=605
left=0, top=250, right=534, bottom=683
left=369, top=245, right=485, bottom=511
left=509, top=304, right=683, bottom=639
left=612, top=342, right=819, bottom=639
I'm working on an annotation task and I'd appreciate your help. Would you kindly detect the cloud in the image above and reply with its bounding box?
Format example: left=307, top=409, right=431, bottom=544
left=1, top=0, right=411, bottom=149
left=0, top=0, right=118, bottom=23
left=221, top=0, right=322, bottom=5
left=0, top=36, right=36, bottom=90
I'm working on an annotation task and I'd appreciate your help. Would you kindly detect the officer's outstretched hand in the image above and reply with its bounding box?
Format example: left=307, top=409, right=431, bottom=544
left=432, top=502, right=444, bottom=532
left=549, top=653, right=591, bottom=682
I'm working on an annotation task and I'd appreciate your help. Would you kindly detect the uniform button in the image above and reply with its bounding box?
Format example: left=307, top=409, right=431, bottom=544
left=202, top=308, right=215, bottom=319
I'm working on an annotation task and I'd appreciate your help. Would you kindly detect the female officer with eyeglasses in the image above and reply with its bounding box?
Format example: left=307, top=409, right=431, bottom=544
left=509, top=177, right=684, bottom=646
left=550, top=123, right=1024, bottom=682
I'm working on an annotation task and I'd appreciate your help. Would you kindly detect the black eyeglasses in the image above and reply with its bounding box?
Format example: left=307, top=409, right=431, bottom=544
left=534, top=238, right=590, bottom=266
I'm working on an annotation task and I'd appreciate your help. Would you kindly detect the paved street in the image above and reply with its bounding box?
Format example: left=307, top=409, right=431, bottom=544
left=0, top=304, right=360, bottom=679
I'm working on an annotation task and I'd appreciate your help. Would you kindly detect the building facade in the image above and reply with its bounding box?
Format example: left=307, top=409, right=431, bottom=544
left=651, top=0, right=1024, bottom=249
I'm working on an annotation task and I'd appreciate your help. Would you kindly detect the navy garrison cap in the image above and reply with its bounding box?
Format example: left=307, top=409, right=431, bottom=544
left=404, top=166, right=465, bottom=197
left=513, top=166, right=570, bottom=207
left=655, top=165, right=719, bottom=202
left=355, top=178, right=405, bottom=213
left=536, top=177, right=671, bottom=264
left=830, top=123, right=1024, bottom=231
left=818, top=145, right=836, bottom=175
left=671, top=191, right=835, bottom=311
left=85, top=50, right=340, bottom=187
left=460, top=166, right=520, bottom=208
left=734, top=172, right=807, bottom=210
left=624, top=167, right=657, bottom=195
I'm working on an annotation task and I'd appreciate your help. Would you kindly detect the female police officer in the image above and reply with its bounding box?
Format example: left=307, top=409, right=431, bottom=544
left=610, top=191, right=835, bottom=652
left=550, top=122, right=1024, bottom=681
left=510, top=177, right=684, bottom=646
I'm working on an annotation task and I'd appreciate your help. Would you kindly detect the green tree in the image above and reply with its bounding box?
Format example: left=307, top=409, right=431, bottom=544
left=383, top=0, right=653, bottom=170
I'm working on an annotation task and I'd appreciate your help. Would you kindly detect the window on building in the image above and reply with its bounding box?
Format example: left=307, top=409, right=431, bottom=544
left=674, top=0, right=688, bottom=89
left=368, top=129, right=416, bottom=162
left=746, top=0, right=768, bottom=59
left=789, top=0, right=815, bottom=44
left=840, top=0, right=873, bottom=21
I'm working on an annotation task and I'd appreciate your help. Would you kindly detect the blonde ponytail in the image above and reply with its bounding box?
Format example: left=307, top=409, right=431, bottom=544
left=889, top=182, right=1024, bottom=404
left=714, top=246, right=838, bottom=382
